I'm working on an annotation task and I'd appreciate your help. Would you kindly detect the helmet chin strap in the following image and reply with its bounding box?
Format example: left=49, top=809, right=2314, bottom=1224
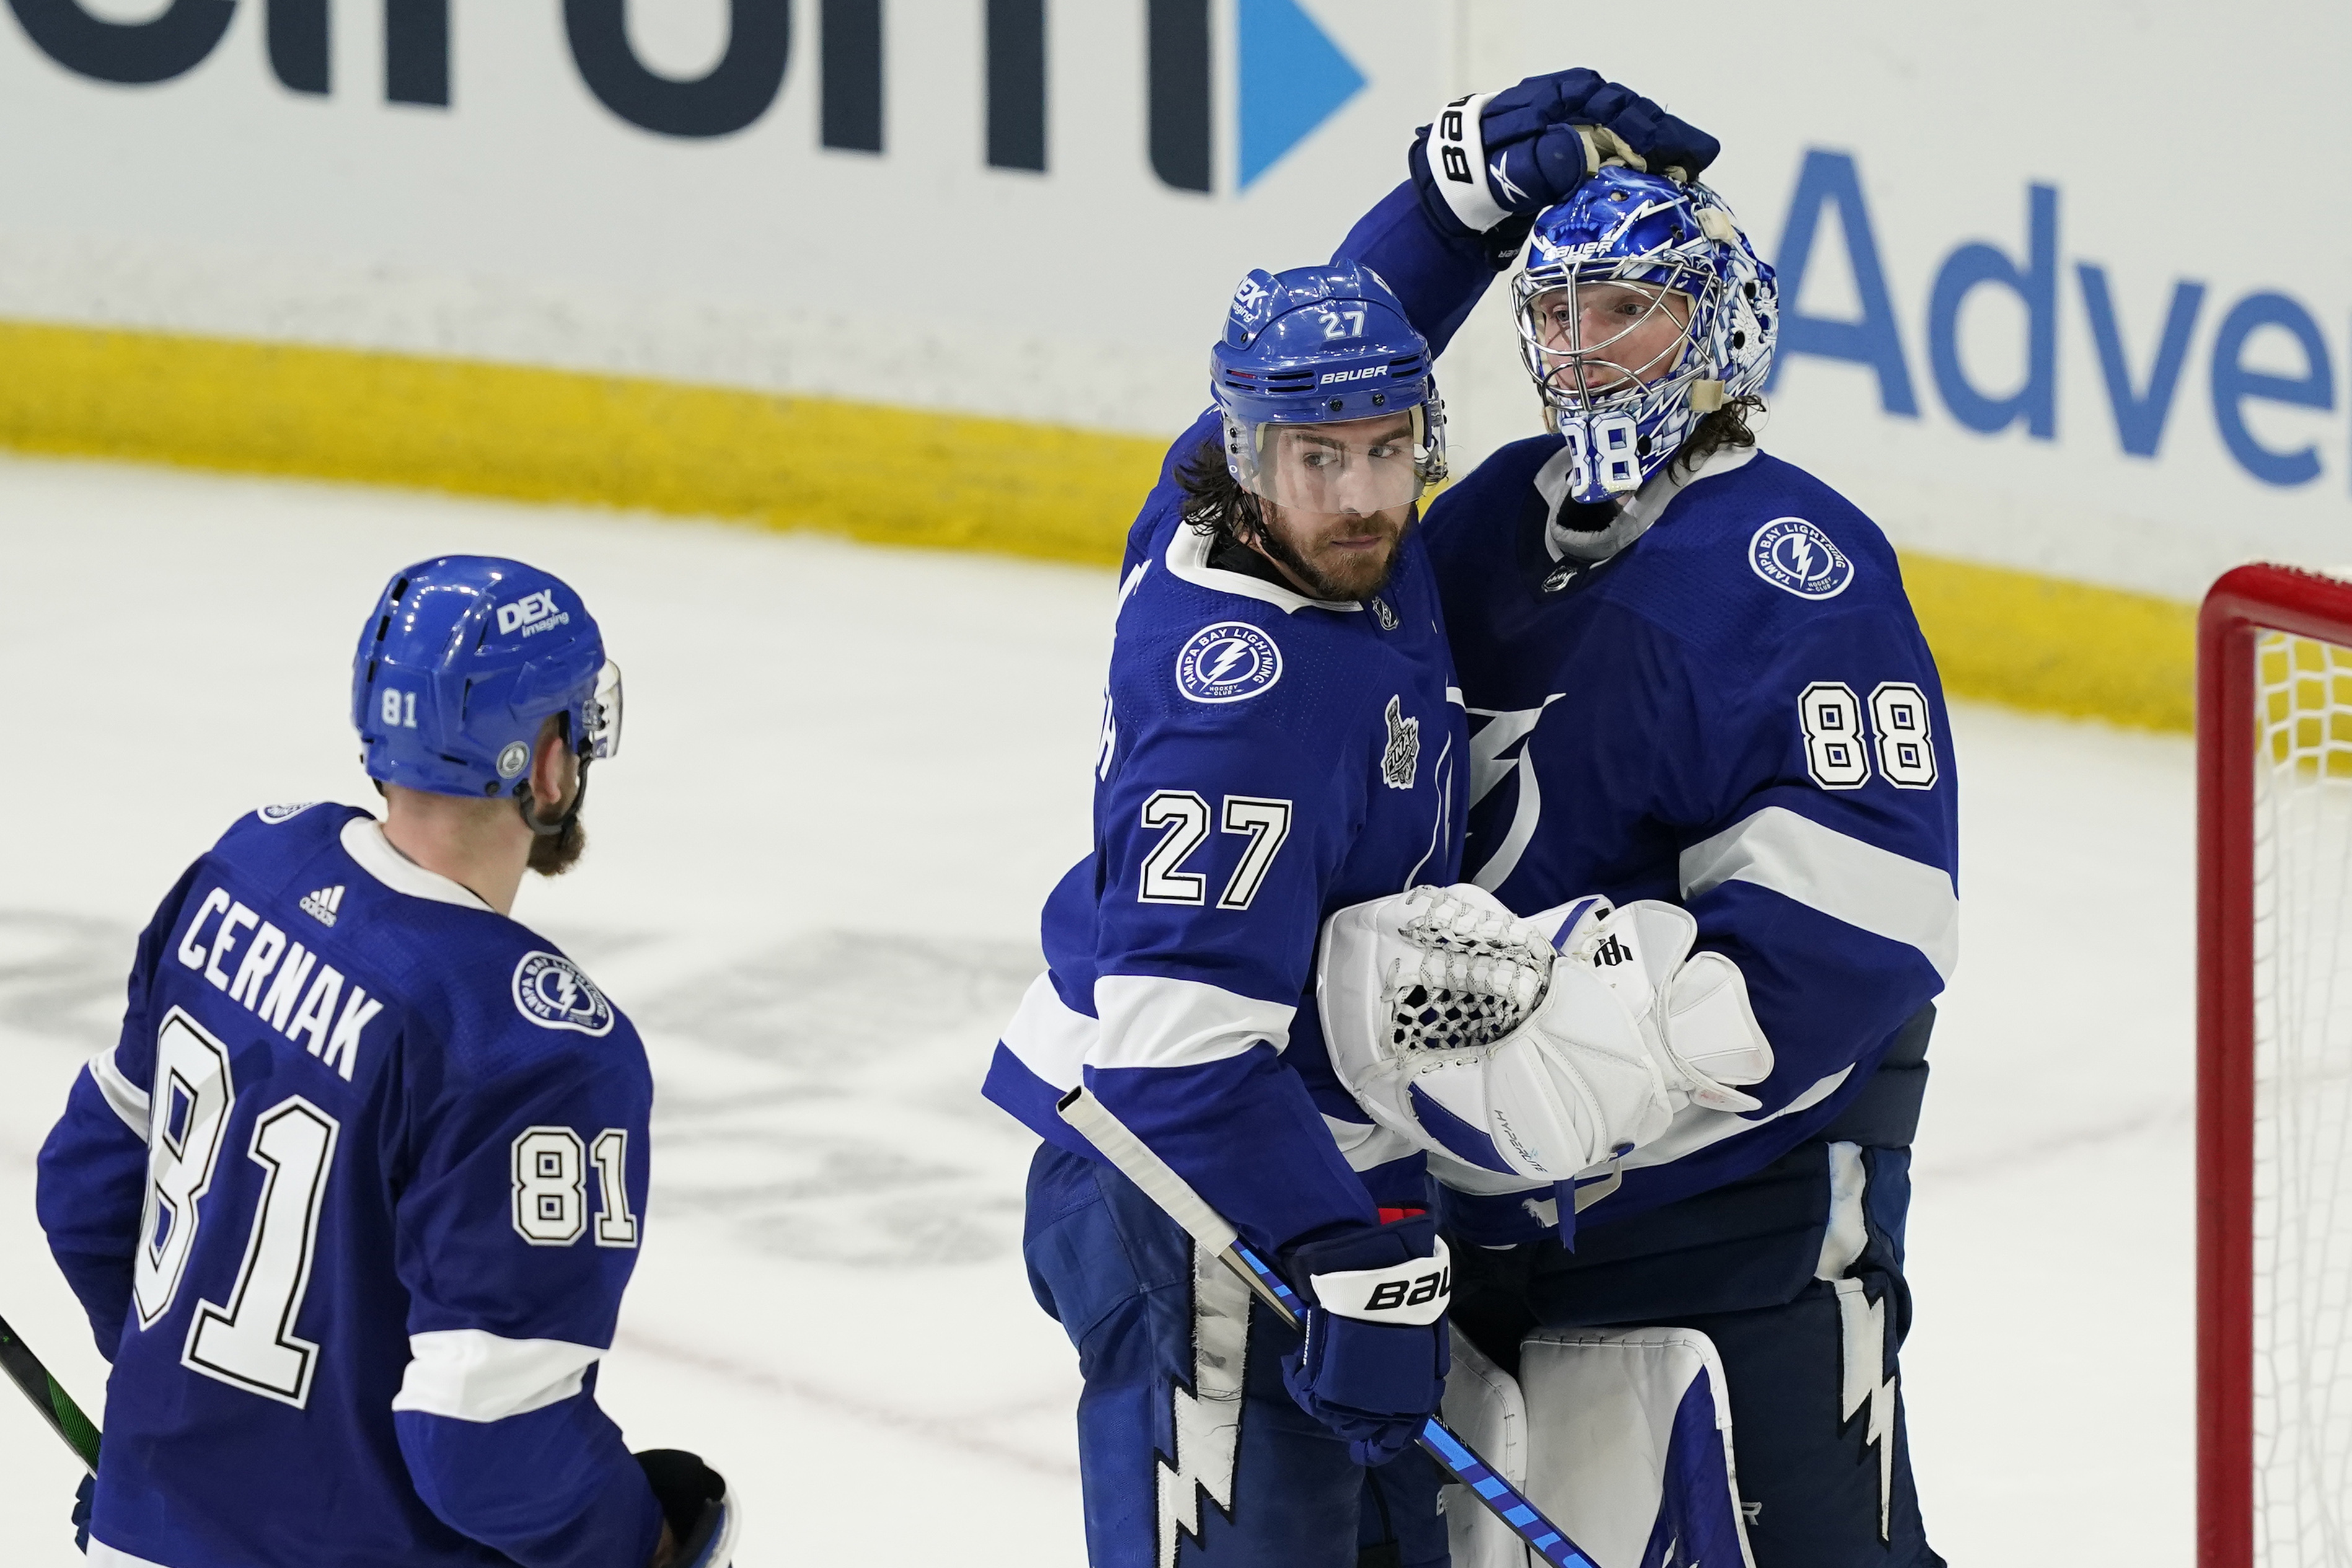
left=516, top=755, right=591, bottom=838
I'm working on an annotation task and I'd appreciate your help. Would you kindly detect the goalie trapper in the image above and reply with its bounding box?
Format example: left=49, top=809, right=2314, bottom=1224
left=1316, top=884, right=1774, bottom=1197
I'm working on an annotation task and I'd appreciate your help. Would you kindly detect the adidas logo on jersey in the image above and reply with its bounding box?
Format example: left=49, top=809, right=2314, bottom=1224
left=299, top=885, right=345, bottom=927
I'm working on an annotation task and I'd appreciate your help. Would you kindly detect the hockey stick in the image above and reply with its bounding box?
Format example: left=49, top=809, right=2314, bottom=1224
left=0, top=1311, right=100, bottom=1474
left=1056, top=1088, right=1598, bottom=1568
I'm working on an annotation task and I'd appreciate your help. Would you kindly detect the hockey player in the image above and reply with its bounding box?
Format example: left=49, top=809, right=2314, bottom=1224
left=35, top=557, right=736, bottom=1568
left=1317, top=152, right=1955, bottom=1565
left=981, top=73, right=1719, bottom=1568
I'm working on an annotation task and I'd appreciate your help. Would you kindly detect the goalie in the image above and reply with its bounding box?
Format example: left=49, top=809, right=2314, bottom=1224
left=1317, top=143, right=1957, bottom=1567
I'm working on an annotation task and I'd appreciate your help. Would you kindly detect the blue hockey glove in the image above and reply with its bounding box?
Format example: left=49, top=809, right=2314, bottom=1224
left=1279, top=1213, right=1452, bottom=1468
left=1411, top=69, right=1720, bottom=240
left=636, top=1450, right=737, bottom=1568
left=71, top=1473, right=92, bottom=1553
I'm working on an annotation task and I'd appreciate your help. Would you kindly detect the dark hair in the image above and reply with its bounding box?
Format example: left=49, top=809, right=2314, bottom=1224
left=1176, top=435, right=1266, bottom=547
left=1673, top=394, right=1765, bottom=478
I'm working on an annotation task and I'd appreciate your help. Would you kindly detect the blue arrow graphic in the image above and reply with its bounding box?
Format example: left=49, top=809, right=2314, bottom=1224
left=1237, top=0, right=1366, bottom=190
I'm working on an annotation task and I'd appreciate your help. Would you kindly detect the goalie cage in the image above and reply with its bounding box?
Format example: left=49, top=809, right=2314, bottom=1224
left=2200, top=562, right=2352, bottom=1568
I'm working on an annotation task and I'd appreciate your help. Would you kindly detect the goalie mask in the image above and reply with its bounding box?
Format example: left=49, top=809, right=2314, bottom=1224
left=1212, top=261, right=1447, bottom=516
left=1512, top=167, right=1777, bottom=504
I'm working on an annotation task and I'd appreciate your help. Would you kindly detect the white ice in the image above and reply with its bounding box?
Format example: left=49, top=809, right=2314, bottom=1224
left=0, top=455, right=2196, bottom=1566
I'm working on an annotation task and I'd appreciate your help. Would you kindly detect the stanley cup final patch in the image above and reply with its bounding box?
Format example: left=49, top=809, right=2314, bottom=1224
left=1749, top=517, right=1856, bottom=600
left=1381, top=695, right=1420, bottom=789
left=1174, top=622, right=1282, bottom=704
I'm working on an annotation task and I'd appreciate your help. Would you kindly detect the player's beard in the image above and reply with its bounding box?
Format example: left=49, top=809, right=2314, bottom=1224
left=1253, top=502, right=1416, bottom=602
left=522, top=769, right=589, bottom=876
left=527, top=814, right=587, bottom=876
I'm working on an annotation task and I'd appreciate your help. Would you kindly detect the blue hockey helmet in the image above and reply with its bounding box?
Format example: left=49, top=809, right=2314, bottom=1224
left=1511, top=167, right=1777, bottom=504
left=1210, top=261, right=1446, bottom=514
left=351, top=557, right=621, bottom=800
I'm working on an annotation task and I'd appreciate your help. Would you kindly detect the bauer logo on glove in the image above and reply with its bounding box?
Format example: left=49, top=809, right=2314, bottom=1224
left=1308, top=1236, right=1453, bottom=1325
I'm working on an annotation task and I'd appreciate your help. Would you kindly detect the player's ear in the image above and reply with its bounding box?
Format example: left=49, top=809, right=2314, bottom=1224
left=529, top=715, right=573, bottom=807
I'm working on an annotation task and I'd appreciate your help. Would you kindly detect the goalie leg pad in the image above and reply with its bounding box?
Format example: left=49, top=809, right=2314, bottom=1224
left=1445, top=1143, right=1944, bottom=1567
left=1443, top=1327, right=1753, bottom=1568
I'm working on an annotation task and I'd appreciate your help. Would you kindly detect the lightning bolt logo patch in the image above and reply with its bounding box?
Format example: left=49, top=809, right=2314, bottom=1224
left=510, top=951, right=615, bottom=1037
left=1831, top=1275, right=1898, bottom=1541
left=1748, top=516, right=1854, bottom=601
left=1173, top=622, right=1283, bottom=705
left=1155, top=1242, right=1253, bottom=1568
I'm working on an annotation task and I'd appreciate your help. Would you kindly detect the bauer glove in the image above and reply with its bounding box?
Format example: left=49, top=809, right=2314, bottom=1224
left=1410, top=68, right=1720, bottom=243
left=1278, top=1212, right=1451, bottom=1467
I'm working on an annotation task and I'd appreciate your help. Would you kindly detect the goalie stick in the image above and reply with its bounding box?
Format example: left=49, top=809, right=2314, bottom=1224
left=1057, top=1086, right=1601, bottom=1568
left=0, top=1311, right=100, bottom=1474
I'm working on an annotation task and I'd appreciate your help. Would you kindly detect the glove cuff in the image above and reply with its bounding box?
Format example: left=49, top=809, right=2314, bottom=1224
left=1303, top=1234, right=1453, bottom=1325
left=1423, top=91, right=1509, bottom=232
left=1284, top=1214, right=1451, bottom=1324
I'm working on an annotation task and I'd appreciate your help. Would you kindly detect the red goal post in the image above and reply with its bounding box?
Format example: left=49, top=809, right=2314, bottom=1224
left=2198, top=562, right=2352, bottom=1568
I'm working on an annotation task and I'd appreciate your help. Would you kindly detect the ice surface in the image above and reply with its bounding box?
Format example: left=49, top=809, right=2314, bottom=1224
left=0, top=455, right=2195, bottom=1564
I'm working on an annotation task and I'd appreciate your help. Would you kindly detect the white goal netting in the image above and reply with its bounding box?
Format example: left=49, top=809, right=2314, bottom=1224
left=2251, top=630, right=2352, bottom=1565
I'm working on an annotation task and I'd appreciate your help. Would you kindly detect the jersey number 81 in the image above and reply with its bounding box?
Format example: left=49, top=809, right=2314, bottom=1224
left=134, top=1009, right=341, bottom=1408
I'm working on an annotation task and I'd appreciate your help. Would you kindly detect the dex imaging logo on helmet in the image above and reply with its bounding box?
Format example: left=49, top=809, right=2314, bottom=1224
left=497, top=591, right=570, bottom=638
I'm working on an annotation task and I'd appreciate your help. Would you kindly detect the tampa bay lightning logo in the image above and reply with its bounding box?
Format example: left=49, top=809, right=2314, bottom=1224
left=1174, top=622, right=1282, bottom=705
left=511, top=951, right=615, bottom=1037
left=1749, top=518, right=1855, bottom=601
left=255, top=801, right=319, bottom=825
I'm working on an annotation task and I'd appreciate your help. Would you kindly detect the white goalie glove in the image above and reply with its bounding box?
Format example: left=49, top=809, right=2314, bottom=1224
left=1316, top=884, right=1776, bottom=1185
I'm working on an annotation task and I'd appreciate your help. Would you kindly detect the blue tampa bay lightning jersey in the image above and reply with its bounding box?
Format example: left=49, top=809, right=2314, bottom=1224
left=982, top=177, right=1512, bottom=1258
left=983, top=410, right=1469, bottom=1258
left=1419, top=440, right=1960, bottom=1234
left=38, top=803, right=663, bottom=1568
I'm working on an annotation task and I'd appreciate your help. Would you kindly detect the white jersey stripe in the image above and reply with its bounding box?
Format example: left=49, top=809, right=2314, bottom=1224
left=89, top=1047, right=149, bottom=1135
left=88, top=1540, right=176, bottom=1568
left=1323, top=1114, right=1424, bottom=1174
left=1000, top=970, right=1098, bottom=1092
left=1678, top=806, right=1960, bottom=982
left=390, top=1329, right=602, bottom=1424
left=1091, top=974, right=1293, bottom=1071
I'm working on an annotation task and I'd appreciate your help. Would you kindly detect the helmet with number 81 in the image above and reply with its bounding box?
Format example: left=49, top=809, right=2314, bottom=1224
left=1211, top=260, right=1447, bottom=518
left=351, top=556, right=622, bottom=803
left=1512, top=166, right=1777, bottom=506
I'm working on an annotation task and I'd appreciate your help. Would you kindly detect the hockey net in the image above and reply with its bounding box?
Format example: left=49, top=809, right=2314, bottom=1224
left=2201, top=564, right=2352, bottom=1568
